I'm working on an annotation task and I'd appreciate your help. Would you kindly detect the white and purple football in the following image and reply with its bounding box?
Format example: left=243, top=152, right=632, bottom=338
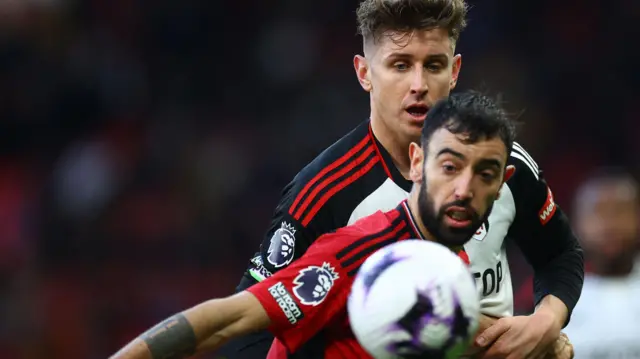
left=348, top=240, right=479, bottom=359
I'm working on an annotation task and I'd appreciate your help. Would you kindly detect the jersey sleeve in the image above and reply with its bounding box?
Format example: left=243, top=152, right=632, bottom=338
left=246, top=232, right=352, bottom=353
left=250, top=177, right=337, bottom=281
left=506, top=143, right=584, bottom=325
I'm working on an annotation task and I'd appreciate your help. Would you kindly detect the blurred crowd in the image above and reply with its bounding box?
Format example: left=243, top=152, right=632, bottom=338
left=0, top=0, right=637, bottom=358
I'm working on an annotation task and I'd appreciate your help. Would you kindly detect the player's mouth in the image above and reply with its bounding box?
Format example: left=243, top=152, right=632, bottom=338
left=405, top=104, right=429, bottom=122
left=443, top=206, right=473, bottom=228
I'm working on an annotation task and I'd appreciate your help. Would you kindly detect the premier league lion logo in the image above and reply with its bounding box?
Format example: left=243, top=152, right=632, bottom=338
left=267, top=222, right=297, bottom=268
left=293, top=262, right=339, bottom=306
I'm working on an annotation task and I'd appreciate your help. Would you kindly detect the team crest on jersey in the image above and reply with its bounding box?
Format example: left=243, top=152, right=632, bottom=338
left=293, top=262, right=339, bottom=306
left=267, top=222, right=297, bottom=268
left=473, top=220, right=490, bottom=241
left=249, top=255, right=274, bottom=281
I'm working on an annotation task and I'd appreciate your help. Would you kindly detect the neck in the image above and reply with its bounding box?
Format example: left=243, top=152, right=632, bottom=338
left=407, top=194, right=463, bottom=253
left=370, top=115, right=413, bottom=179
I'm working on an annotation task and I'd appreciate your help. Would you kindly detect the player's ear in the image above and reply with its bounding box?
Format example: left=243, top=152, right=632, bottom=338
left=496, top=165, right=516, bottom=199
left=409, top=142, right=424, bottom=182
left=449, top=54, right=462, bottom=90
left=354, top=55, right=372, bottom=92
left=503, top=165, right=516, bottom=183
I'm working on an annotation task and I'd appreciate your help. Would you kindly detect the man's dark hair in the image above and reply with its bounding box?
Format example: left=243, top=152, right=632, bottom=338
left=356, top=0, right=468, bottom=46
left=421, top=91, right=516, bottom=160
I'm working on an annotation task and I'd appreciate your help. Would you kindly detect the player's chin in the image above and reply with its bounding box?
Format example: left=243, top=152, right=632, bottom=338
left=440, top=227, right=476, bottom=247
left=400, top=114, right=426, bottom=132
left=399, top=123, right=423, bottom=144
left=404, top=118, right=425, bottom=132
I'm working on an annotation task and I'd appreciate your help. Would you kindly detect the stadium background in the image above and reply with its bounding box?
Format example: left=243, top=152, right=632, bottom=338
left=0, top=0, right=636, bottom=358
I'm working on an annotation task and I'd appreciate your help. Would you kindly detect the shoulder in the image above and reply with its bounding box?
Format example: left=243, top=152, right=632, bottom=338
left=507, top=142, right=542, bottom=183
left=337, top=210, right=395, bottom=238
left=505, top=142, right=559, bottom=224
left=312, top=210, right=398, bottom=261
left=285, top=121, right=384, bottom=227
left=293, top=120, right=376, bottom=188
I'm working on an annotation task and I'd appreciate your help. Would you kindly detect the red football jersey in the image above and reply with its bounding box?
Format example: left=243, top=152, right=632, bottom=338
left=246, top=200, right=470, bottom=359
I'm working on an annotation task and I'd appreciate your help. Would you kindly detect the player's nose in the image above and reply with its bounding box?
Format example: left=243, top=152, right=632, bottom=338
left=409, top=67, right=428, bottom=95
left=453, top=171, right=474, bottom=200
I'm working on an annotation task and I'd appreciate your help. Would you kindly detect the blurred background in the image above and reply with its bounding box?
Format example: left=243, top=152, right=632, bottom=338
left=0, top=0, right=637, bottom=358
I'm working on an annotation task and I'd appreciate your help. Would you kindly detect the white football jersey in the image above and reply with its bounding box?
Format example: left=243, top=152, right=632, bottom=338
left=564, top=267, right=640, bottom=359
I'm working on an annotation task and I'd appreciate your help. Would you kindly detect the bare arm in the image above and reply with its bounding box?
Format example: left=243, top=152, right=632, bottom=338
left=534, top=294, right=568, bottom=332
left=109, top=292, right=270, bottom=359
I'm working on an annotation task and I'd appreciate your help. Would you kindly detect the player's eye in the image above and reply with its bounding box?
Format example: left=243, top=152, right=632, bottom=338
left=426, top=63, right=443, bottom=72
left=480, top=171, right=498, bottom=182
left=442, top=163, right=457, bottom=174
left=393, top=62, right=409, bottom=71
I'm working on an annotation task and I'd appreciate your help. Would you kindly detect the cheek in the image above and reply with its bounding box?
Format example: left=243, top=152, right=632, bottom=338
left=476, top=190, right=498, bottom=213
left=426, top=71, right=452, bottom=97
left=374, top=67, right=409, bottom=91
left=373, top=74, right=406, bottom=108
left=425, top=173, right=452, bottom=206
left=468, top=185, right=493, bottom=211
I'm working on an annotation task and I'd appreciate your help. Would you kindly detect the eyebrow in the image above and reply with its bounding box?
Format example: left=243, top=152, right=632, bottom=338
left=385, top=52, right=450, bottom=64
left=436, top=148, right=503, bottom=170
left=436, top=148, right=465, bottom=159
left=476, top=159, right=503, bottom=171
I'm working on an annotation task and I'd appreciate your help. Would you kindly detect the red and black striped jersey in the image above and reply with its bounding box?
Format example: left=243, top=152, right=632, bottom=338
left=240, top=120, right=413, bottom=285
left=233, top=119, right=582, bottom=358
left=246, top=201, right=469, bottom=359
left=237, top=118, right=582, bottom=314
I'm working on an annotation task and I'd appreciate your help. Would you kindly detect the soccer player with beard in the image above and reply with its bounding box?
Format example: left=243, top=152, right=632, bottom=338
left=109, top=91, right=517, bottom=359
left=215, top=1, right=582, bottom=358
left=123, top=0, right=581, bottom=358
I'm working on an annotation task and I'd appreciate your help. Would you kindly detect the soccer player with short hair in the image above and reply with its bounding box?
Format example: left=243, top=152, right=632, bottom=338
left=110, top=91, right=517, bottom=359
left=218, top=0, right=583, bottom=358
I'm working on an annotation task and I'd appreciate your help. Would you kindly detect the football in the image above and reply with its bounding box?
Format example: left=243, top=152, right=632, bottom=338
left=348, top=240, right=480, bottom=359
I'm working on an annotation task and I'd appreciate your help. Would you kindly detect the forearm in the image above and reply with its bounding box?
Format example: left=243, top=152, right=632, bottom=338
left=109, top=313, right=196, bottom=359
left=531, top=242, right=583, bottom=325
left=110, top=301, right=224, bottom=359
left=534, top=295, right=567, bottom=332
left=110, top=294, right=264, bottom=359
left=517, top=211, right=584, bottom=324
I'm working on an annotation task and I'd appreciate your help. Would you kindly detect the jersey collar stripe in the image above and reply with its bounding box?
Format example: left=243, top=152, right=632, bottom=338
left=368, top=124, right=393, bottom=179
left=401, top=201, right=426, bottom=240
left=368, top=123, right=413, bottom=192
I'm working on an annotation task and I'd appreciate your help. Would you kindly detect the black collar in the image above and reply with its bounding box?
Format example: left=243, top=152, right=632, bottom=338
left=368, top=123, right=413, bottom=192
left=398, top=200, right=427, bottom=240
